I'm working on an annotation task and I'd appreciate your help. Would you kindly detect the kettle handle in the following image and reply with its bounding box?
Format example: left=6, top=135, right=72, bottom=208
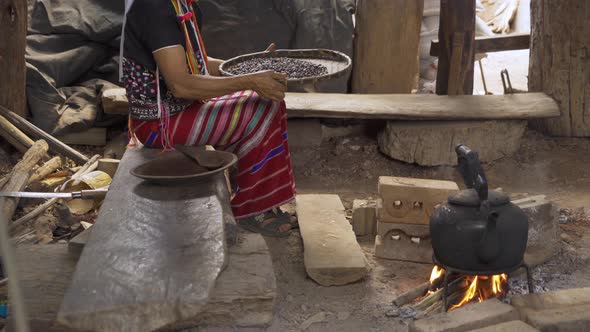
left=455, top=144, right=488, bottom=203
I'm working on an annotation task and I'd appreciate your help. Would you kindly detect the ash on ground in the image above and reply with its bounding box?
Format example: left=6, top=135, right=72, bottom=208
left=226, top=57, right=328, bottom=78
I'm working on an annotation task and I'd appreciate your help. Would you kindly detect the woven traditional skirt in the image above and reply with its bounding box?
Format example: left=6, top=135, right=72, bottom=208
left=129, top=90, right=296, bottom=219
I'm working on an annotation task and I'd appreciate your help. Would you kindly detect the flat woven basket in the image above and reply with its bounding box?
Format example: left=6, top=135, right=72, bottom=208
left=219, top=49, right=352, bottom=84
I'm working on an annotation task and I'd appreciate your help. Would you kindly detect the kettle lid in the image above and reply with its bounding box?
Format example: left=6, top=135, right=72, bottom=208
left=449, top=189, right=510, bottom=207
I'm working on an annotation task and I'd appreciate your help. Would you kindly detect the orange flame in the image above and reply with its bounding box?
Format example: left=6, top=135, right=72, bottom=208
left=426, top=266, right=508, bottom=311
left=430, top=266, right=444, bottom=284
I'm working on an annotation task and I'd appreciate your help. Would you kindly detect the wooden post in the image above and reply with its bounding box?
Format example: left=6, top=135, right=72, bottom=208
left=0, top=0, right=27, bottom=116
left=529, top=0, right=590, bottom=137
left=352, top=0, right=424, bottom=94
left=435, top=0, right=476, bottom=95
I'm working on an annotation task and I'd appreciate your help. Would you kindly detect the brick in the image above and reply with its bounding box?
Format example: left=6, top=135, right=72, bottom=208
left=513, top=195, right=559, bottom=267
left=469, top=320, right=539, bottom=332
left=352, top=199, right=379, bottom=236
left=296, top=195, right=369, bottom=286
left=374, top=221, right=432, bottom=263
left=378, top=176, right=458, bottom=224
left=525, top=305, right=590, bottom=332
left=410, top=299, right=519, bottom=332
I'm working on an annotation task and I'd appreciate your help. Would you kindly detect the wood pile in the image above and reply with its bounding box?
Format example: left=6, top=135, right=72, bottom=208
left=0, top=105, right=114, bottom=245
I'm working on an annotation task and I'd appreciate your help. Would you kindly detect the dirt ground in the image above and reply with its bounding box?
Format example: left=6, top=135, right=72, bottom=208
left=241, top=129, right=590, bottom=332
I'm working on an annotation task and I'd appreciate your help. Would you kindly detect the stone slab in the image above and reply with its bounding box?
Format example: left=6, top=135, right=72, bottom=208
left=378, top=176, right=458, bottom=224
left=525, top=305, right=590, bottom=332
left=513, top=195, right=559, bottom=267
left=468, top=320, right=539, bottom=332
left=296, top=194, right=369, bottom=286
left=511, top=288, right=590, bottom=312
left=352, top=199, right=379, bottom=236
left=378, top=120, right=527, bottom=166
left=57, top=147, right=229, bottom=332
left=410, top=299, right=519, bottom=332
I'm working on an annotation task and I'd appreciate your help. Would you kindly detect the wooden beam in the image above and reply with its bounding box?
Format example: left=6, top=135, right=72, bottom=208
left=101, top=88, right=560, bottom=121
left=352, top=0, right=423, bottom=93
left=436, top=0, right=476, bottom=95
left=0, top=0, right=27, bottom=116
left=285, top=92, right=559, bottom=120
left=430, top=33, right=531, bottom=56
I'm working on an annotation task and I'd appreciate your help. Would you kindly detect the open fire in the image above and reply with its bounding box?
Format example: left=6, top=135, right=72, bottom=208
left=427, top=265, right=508, bottom=311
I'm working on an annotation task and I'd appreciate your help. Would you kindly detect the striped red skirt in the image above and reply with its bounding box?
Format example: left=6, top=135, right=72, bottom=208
left=129, top=90, right=296, bottom=219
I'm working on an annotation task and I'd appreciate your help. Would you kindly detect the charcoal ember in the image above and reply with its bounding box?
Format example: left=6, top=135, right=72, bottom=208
left=226, top=57, right=329, bottom=79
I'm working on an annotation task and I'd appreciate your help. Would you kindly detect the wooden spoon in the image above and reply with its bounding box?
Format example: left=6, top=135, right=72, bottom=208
left=175, top=145, right=226, bottom=170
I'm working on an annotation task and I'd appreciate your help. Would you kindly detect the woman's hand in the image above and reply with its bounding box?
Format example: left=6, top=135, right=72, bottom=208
left=246, top=70, right=287, bottom=101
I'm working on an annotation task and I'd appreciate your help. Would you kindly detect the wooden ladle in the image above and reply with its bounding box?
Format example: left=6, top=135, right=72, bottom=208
left=174, top=145, right=226, bottom=170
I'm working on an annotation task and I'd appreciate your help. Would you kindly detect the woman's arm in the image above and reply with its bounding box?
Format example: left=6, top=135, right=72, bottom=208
left=154, top=46, right=286, bottom=101
left=207, top=56, right=224, bottom=76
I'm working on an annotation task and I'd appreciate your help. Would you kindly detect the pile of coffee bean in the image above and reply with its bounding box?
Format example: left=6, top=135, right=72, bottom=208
left=226, top=57, right=328, bottom=79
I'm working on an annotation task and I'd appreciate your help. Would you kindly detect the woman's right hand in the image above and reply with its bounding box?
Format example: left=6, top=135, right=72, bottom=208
left=246, top=70, right=287, bottom=101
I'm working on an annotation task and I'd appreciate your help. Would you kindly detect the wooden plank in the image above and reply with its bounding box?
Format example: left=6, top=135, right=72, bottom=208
left=296, top=194, right=368, bottom=286
left=436, top=0, right=476, bottom=95
left=0, top=0, right=27, bottom=116
left=57, top=147, right=229, bottom=332
left=0, top=106, right=89, bottom=165
left=430, top=33, right=531, bottom=56
left=352, top=0, right=423, bottom=93
left=285, top=92, right=559, bottom=120
left=102, top=88, right=560, bottom=120
left=529, top=0, right=590, bottom=137
left=55, top=128, right=107, bottom=146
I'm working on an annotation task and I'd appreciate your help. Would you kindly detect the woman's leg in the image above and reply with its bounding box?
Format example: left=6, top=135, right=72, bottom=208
left=130, top=91, right=296, bottom=231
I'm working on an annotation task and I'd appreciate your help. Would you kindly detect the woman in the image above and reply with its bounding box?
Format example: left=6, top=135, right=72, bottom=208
left=121, top=0, right=296, bottom=236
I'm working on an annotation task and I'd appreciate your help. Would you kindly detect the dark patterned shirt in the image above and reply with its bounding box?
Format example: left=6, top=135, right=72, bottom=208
left=122, top=0, right=204, bottom=120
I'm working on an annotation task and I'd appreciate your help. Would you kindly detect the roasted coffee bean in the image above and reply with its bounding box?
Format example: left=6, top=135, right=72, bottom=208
left=226, top=57, right=328, bottom=79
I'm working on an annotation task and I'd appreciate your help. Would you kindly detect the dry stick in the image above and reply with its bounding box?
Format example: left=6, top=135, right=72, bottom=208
left=28, top=156, right=62, bottom=184
left=0, top=114, right=34, bottom=153
left=0, top=105, right=89, bottom=165
left=393, top=281, right=430, bottom=307
left=1, top=140, right=49, bottom=220
left=9, top=154, right=102, bottom=235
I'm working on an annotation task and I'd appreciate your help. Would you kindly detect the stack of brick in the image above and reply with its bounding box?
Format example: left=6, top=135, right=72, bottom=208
left=374, top=176, right=458, bottom=263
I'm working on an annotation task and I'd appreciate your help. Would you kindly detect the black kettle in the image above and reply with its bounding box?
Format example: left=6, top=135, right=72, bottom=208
left=430, top=145, right=529, bottom=274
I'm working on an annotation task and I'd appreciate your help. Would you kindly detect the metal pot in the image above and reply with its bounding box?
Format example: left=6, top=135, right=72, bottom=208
left=429, top=145, right=529, bottom=274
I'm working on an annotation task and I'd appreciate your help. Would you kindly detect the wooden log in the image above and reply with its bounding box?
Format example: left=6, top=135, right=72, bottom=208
left=430, top=33, right=531, bottom=56
left=394, top=281, right=430, bottom=307
left=0, top=140, right=48, bottom=220
left=0, top=115, right=33, bottom=152
left=285, top=93, right=559, bottom=120
left=352, top=0, right=424, bottom=93
left=436, top=0, right=476, bottom=95
left=28, top=156, right=62, bottom=184
left=529, top=0, right=590, bottom=137
left=0, top=106, right=89, bottom=165
left=0, top=0, right=27, bottom=117
left=55, top=128, right=107, bottom=146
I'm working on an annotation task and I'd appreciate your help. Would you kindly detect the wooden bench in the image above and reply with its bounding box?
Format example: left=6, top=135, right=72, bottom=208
left=102, top=88, right=559, bottom=121
left=56, top=147, right=276, bottom=331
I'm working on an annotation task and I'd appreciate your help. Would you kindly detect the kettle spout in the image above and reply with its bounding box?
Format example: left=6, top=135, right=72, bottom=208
left=476, top=212, right=500, bottom=264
